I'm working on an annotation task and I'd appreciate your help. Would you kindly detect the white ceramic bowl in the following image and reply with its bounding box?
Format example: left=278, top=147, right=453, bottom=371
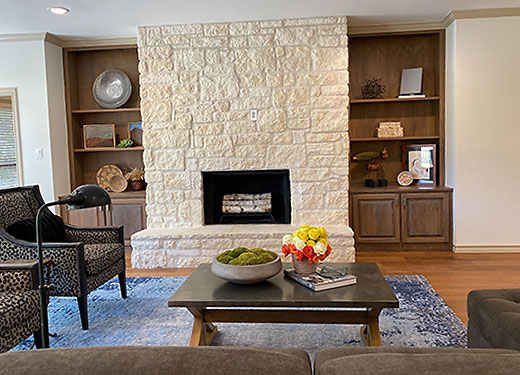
left=211, top=256, right=282, bottom=284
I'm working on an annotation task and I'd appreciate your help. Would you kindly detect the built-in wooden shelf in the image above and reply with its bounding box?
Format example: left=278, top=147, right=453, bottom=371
left=351, top=136, right=440, bottom=142
left=350, top=96, right=440, bottom=104
left=74, top=146, right=144, bottom=153
left=71, top=107, right=140, bottom=114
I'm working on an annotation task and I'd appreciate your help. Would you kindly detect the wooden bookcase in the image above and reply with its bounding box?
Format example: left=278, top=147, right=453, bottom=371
left=348, top=30, right=453, bottom=251
left=61, top=45, right=145, bottom=245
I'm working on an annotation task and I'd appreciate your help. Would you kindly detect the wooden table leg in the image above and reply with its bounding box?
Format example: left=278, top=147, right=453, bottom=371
left=189, top=315, right=205, bottom=346
left=188, top=308, right=218, bottom=347
left=360, top=308, right=382, bottom=346
left=204, top=321, right=218, bottom=346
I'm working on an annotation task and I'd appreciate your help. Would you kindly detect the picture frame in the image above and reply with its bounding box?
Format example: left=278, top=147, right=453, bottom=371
left=83, top=124, right=116, bottom=149
left=402, top=144, right=437, bottom=186
left=128, top=121, right=142, bottom=147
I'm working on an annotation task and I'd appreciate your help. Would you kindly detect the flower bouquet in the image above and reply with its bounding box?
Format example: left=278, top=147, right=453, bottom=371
left=281, top=225, right=332, bottom=275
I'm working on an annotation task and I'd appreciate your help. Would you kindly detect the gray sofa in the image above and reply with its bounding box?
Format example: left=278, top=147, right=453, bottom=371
left=468, top=289, right=520, bottom=350
left=1, top=346, right=520, bottom=375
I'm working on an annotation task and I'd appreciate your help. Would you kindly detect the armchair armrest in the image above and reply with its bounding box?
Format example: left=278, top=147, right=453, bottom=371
left=0, top=233, right=87, bottom=296
left=64, top=224, right=124, bottom=245
left=0, top=259, right=54, bottom=293
left=0, top=260, right=38, bottom=292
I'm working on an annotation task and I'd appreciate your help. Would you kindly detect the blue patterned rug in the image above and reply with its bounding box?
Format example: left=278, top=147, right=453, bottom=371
left=13, top=275, right=467, bottom=354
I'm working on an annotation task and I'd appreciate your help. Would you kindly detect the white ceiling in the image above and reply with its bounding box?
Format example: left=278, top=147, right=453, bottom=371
left=1, top=0, right=520, bottom=39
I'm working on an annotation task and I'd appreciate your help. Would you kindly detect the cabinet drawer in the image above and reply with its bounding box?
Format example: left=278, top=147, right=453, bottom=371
left=351, top=193, right=400, bottom=243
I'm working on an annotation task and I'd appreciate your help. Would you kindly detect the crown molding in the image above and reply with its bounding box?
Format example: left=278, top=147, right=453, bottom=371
left=348, top=20, right=444, bottom=35
left=0, top=32, right=48, bottom=43
left=348, top=7, right=520, bottom=35
left=58, top=36, right=137, bottom=48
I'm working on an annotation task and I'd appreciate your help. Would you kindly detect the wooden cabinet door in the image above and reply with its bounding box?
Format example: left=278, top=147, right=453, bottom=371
left=401, top=193, right=450, bottom=243
left=351, top=193, right=400, bottom=243
left=107, top=199, right=146, bottom=242
left=61, top=206, right=106, bottom=227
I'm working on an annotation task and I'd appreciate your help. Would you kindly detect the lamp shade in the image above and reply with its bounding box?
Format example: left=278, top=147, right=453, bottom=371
left=67, top=185, right=111, bottom=210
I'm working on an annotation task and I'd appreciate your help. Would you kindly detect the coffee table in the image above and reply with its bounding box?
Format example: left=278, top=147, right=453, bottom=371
left=168, top=262, right=399, bottom=347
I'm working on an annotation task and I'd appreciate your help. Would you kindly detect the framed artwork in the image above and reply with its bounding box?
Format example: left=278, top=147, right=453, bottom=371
left=402, top=144, right=437, bottom=186
left=128, top=121, right=142, bottom=146
left=83, top=124, right=116, bottom=149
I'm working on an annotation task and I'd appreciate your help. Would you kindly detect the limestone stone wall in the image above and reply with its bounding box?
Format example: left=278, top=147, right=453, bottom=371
left=137, top=16, right=349, bottom=228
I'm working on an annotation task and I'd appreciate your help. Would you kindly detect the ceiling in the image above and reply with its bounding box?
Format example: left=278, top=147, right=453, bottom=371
left=1, top=0, right=520, bottom=39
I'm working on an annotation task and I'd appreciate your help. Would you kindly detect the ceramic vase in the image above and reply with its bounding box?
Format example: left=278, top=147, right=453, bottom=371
left=291, top=254, right=317, bottom=275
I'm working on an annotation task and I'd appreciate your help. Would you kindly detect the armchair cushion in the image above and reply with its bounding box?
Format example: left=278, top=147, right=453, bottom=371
left=0, top=291, right=40, bottom=333
left=84, top=243, right=125, bottom=276
left=6, top=211, right=66, bottom=243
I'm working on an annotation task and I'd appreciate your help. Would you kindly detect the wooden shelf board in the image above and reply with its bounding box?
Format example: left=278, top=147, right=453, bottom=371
left=351, top=136, right=440, bottom=142
left=349, top=183, right=453, bottom=193
left=350, top=97, right=440, bottom=104
left=74, top=147, right=144, bottom=153
left=71, top=107, right=140, bottom=114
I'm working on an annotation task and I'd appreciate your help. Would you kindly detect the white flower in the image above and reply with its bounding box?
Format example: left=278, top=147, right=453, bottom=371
left=314, top=242, right=327, bottom=256
left=282, top=234, right=293, bottom=245
left=293, top=237, right=306, bottom=250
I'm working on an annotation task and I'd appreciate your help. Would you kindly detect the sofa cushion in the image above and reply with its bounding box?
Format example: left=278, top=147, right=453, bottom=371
left=0, top=290, right=39, bottom=333
left=315, top=347, right=520, bottom=375
left=84, top=243, right=125, bottom=276
left=468, top=289, right=520, bottom=350
left=0, top=346, right=311, bottom=375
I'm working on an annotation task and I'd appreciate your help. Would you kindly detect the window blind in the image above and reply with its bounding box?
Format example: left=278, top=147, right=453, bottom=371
left=0, top=107, right=18, bottom=189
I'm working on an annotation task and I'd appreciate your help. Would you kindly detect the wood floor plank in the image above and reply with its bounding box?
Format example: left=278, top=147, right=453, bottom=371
left=125, top=251, right=520, bottom=325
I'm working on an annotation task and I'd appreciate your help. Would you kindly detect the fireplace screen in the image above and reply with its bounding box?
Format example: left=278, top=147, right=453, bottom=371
left=203, top=170, right=290, bottom=225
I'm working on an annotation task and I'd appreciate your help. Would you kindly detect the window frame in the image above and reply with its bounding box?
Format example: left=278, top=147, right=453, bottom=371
left=0, top=87, right=23, bottom=187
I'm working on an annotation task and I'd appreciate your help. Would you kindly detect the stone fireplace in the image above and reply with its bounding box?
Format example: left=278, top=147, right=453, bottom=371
left=131, top=16, right=355, bottom=267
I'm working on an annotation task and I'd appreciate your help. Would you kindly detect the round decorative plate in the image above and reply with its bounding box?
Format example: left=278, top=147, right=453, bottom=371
left=397, top=170, right=414, bottom=186
left=92, top=69, right=132, bottom=109
left=96, top=164, right=123, bottom=190
left=107, top=173, right=128, bottom=193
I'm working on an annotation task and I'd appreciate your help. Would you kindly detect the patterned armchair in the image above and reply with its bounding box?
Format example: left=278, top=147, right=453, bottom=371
left=0, top=186, right=127, bottom=330
left=0, top=260, right=44, bottom=352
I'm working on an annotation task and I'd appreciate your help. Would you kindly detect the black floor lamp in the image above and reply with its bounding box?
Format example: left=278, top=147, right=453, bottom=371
left=35, top=184, right=110, bottom=347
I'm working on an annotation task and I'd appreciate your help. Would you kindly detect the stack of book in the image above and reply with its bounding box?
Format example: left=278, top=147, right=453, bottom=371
left=377, top=121, right=403, bottom=138
left=284, top=265, right=357, bottom=292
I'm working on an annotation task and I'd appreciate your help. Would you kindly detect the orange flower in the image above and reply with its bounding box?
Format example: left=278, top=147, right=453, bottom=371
left=282, top=244, right=297, bottom=257
left=294, top=250, right=304, bottom=262
left=302, top=246, right=314, bottom=259
left=326, top=245, right=332, bottom=256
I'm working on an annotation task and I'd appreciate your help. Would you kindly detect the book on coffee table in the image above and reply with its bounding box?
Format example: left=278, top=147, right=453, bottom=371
left=284, top=267, right=357, bottom=292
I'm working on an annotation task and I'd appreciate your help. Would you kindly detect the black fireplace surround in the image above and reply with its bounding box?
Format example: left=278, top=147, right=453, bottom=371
left=202, top=170, right=291, bottom=225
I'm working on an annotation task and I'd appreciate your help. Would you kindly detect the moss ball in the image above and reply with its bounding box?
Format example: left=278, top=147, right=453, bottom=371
left=216, top=247, right=278, bottom=265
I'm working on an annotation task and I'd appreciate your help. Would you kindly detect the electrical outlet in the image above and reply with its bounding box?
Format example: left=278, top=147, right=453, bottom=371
left=35, top=148, right=43, bottom=160
left=250, top=109, right=258, bottom=121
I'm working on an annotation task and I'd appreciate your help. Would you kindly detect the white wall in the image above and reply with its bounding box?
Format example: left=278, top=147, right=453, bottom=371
left=0, top=39, right=69, bottom=202
left=446, top=16, right=520, bottom=251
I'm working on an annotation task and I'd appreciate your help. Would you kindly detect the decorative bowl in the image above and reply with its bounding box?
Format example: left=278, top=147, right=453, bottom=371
left=92, top=69, right=132, bottom=108
left=211, top=256, right=282, bottom=284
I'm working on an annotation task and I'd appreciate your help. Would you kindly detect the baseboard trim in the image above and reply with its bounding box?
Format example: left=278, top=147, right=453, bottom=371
left=453, top=245, right=520, bottom=253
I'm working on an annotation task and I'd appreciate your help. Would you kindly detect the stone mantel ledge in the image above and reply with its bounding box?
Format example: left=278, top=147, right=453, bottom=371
left=131, top=225, right=355, bottom=268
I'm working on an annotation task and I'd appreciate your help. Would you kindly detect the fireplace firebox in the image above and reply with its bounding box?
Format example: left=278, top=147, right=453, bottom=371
left=202, top=170, right=291, bottom=225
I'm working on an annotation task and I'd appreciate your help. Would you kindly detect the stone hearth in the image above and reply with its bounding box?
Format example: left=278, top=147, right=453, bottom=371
left=132, top=225, right=354, bottom=267
left=132, top=16, right=355, bottom=268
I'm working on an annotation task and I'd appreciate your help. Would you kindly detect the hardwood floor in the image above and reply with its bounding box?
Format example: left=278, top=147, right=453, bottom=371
left=126, top=251, right=520, bottom=325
